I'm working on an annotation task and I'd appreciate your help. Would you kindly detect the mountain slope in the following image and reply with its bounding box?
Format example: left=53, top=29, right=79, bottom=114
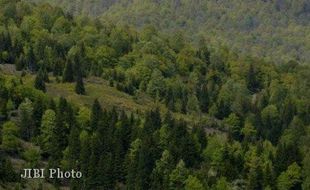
left=29, top=0, right=310, bottom=63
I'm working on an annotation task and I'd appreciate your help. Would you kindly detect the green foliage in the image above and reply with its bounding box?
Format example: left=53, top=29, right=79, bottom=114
left=151, top=150, right=173, bottom=189
left=184, top=175, right=204, bottom=190
left=0, top=155, right=17, bottom=183
left=62, top=60, right=74, bottom=83
left=277, top=162, right=302, bottom=190
left=213, top=177, right=232, bottom=190
left=1, top=121, right=20, bottom=152
left=169, top=160, right=189, bottom=190
left=75, top=70, right=85, bottom=95
left=39, top=109, right=56, bottom=154
left=146, top=69, right=165, bottom=98
left=34, top=68, right=46, bottom=92
left=23, top=147, right=41, bottom=168
left=302, top=153, right=310, bottom=190
left=18, top=98, right=34, bottom=140
left=0, top=1, right=309, bottom=189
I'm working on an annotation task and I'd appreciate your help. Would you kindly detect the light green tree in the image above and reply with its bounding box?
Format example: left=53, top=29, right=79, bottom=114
left=1, top=121, right=20, bottom=152
left=23, top=147, right=41, bottom=168
left=277, top=162, right=301, bottom=190
left=169, top=160, right=189, bottom=190
left=40, top=109, right=56, bottom=154
left=184, top=175, right=204, bottom=190
left=213, top=177, right=232, bottom=190
left=18, top=98, right=34, bottom=140
left=147, top=69, right=166, bottom=98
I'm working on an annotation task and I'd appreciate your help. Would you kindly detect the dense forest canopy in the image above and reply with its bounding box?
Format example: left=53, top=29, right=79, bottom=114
left=28, top=0, right=310, bottom=64
left=0, top=0, right=310, bottom=189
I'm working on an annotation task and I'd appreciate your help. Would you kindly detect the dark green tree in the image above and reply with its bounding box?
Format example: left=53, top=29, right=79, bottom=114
left=75, top=70, right=85, bottom=95
left=90, top=99, right=103, bottom=131
left=247, top=64, right=261, bottom=93
left=62, top=59, right=74, bottom=82
left=34, top=68, right=46, bottom=92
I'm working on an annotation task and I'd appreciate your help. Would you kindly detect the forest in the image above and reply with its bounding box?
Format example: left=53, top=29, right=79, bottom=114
left=0, top=0, right=310, bottom=189
left=29, top=0, right=310, bottom=64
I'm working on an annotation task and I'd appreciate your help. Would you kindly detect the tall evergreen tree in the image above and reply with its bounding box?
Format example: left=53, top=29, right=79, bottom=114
left=26, top=46, right=37, bottom=71
left=247, top=64, right=261, bottom=93
left=90, top=99, right=103, bottom=131
left=34, top=68, right=46, bottom=92
left=49, top=97, right=70, bottom=168
left=169, top=160, right=189, bottom=189
left=75, top=70, right=85, bottom=95
left=62, top=59, right=74, bottom=82
left=40, top=109, right=56, bottom=156
left=151, top=150, right=174, bottom=190
left=18, top=98, right=34, bottom=140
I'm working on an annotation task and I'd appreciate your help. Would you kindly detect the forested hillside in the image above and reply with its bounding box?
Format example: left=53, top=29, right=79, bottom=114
left=29, top=0, right=310, bottom=63
left=0, top=0, right=310, bottom=189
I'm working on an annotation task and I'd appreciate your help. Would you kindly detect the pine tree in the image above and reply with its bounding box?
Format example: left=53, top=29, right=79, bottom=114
left=186, top=94, right=200, bottom=115
left=40, top=109, right=56, bottom=155
left=302, top=153, right=310, bottom=190
left=15, top=54, right=26, bottom=71
left=198, top=84, right=209, bottom=113
left=87, top=133, right=103, bottom=188
left=62, top=59, right=74, bottom=82
left=165, top=87, right=175, bottom=111
left=126, top=138, right=142, bottom=190
left=169, top=160, right=189, bottom=189
left=247, top=64, right=261, bottom=93
left=26, top=46, right=37, bottom=71
left=0, top=155, right=17, bottom=183
left=49, top=97, right=70, bottom=168
left=79, top=130, right=91, bottom=188
left=277, top=163, right=301, bottom=190
left=18, top=98, right=34, bottom=140
left=151, top=150, right=174, bottom=190
left=32, top=97, right=45, bottom=136
left=90, top=99, right=103, bottom=131
left=34, top=68, right=46, bottom=92
left=169, top=120, right=200, bottom=167
left=75, top=70, right=85, bottom=95
left=113, top=111, right=132, bottom=182
left=67, top=126, right=80, bottom=169
left=66, top=126, right=81, bottom=189
left=184, top=175, right=204, bottom=190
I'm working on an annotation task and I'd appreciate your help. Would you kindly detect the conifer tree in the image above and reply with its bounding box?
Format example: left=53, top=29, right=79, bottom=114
left=79, top=130, right=91, bottom=188
left=90, top=99, right=103, bottom=131
left=184, top=175, right=204, bottom=190
left=34, top=68, right=46, bottom=92
left=165, top=87, right=175, bottom=111
left=302, top=153, right=310, bottom=190
left=40, top=109, right=56, bottom=155
left=126, top=138, right=142, bottom=190
left=66, top=126, right=81, bottom=189
left=151, top=150, right=174, bottom=189
left=32, top=97, right=45, bottom=136
left=62, top=59, right=74, bottom=82
left=16, top=54, right=26, bottom=71
left=49, top=97, right=70, bottom=168
left=198, top=84, right=209, bottom=113
left=247, top=64, right=261, bottom=93
left=66, top=126, right=80, bottom=169
left=75, top=70, right=85, bottom=95
left=87, top=133, right=104, bottom=188
left=169, top=160, right=188, bottom=189
left=0, top=155, right=17, bottom=183
left=18, top=98, right=34, bottom=140
left=26, top=46, right=37, bottom=71
left=113, top=111, right=132, bottom=182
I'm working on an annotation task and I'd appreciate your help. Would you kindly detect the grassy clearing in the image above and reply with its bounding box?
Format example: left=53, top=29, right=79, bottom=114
left=1, top=64, right=224, bottom=131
